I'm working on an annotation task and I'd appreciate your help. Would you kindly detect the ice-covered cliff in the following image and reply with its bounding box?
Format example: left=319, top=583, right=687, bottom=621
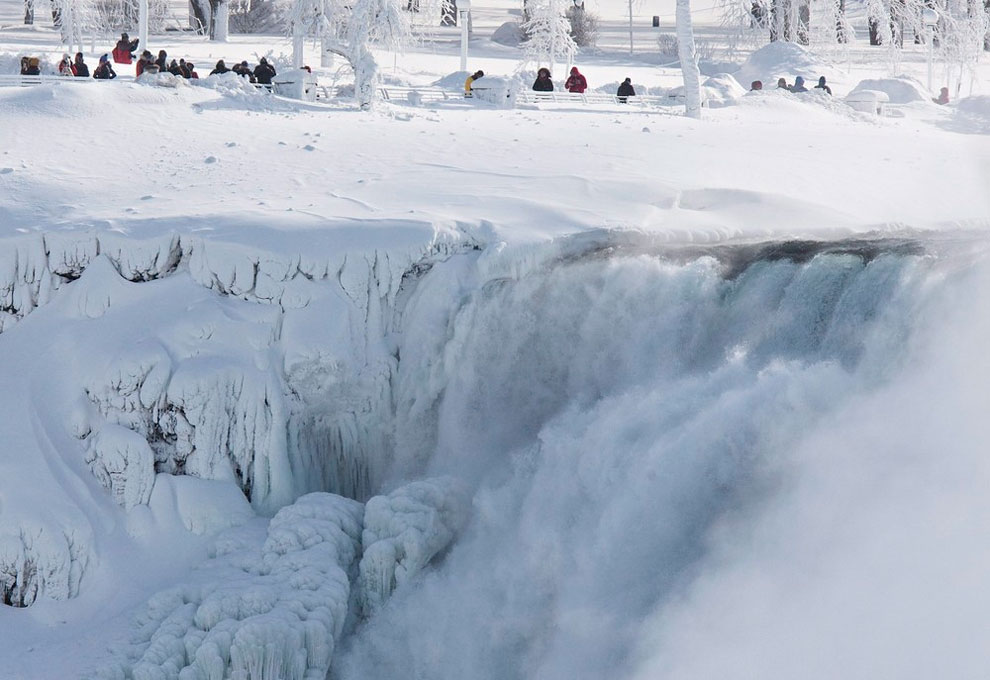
left=3, top=228, right=990, bottom=680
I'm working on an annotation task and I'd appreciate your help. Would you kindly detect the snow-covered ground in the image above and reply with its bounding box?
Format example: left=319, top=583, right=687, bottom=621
left=1, top=4, right=990, bottom=679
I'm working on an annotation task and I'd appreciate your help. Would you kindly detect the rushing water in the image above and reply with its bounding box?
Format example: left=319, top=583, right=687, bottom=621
left=335, top=237, right=990, bottom=680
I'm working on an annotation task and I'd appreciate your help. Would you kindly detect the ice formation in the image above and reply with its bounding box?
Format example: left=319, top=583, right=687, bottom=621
left=0, top=229, right=468, bottom=606
left=359, top=477, right=470, bottom=613
left=95, top=492, right=363, bottom=680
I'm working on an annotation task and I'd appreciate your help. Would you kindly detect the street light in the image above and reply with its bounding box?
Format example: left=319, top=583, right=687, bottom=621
left=459, top=0, right=472, bottom=72
left=922, top=7, right=939, bottom=92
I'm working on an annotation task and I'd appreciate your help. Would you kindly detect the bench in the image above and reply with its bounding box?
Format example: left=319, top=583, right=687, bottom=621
left=845, top=89, right=890, bottom=116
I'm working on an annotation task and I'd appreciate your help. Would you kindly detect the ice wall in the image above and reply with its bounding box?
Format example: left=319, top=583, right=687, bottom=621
left=0, top=228, right=468, bottom=607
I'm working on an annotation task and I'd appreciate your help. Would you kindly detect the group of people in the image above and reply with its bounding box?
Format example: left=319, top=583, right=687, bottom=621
left=749, top=75, right=833, bottom=94
left=530, top=66, right=593, bottom=94
left=109, top=33, right=277, bottom=83
left=207, top=58, right=278, bottom=84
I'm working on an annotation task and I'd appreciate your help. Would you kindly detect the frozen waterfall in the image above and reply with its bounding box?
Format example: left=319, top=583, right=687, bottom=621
left=4, top=230, right=990, bottom=680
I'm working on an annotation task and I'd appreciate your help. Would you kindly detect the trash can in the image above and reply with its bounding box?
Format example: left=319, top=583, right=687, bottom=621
left=652, top=15, right=660, bottom=27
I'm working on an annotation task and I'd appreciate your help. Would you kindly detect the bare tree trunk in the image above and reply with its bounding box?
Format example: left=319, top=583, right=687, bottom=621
left=676, top=0, right=702, bottom=119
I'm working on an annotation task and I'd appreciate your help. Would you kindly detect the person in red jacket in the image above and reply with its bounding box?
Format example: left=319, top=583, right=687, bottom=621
left=565, top=66, right=587, bottom=93
left=112, top=32, right=139, bottom=64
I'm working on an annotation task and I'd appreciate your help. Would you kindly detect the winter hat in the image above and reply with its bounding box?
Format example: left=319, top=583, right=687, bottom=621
left=818, top=76, right=826, bottom=85
left=571, top=66, right=579, bottom=74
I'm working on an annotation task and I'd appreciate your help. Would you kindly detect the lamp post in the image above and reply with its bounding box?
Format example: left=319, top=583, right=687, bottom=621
left=922, top=8, right=939, bottom=92
left=459, top=0, right=472, bottom=72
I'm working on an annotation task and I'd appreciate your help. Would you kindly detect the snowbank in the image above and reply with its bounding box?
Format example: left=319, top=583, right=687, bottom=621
left=734, top=41, right=833, bottom=89
left=850, top=76, right=930, bottom=104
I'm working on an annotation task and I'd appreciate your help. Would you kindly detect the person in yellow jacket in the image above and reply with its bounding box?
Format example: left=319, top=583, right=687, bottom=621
left=464, top=70, right=484, bottom=96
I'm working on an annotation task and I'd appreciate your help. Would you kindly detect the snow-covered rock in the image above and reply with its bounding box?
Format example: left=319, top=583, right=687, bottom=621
left=359, top=477, right=470, bottom=613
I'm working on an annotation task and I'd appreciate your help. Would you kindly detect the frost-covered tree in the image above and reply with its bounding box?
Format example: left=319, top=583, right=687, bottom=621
left=289, top=0, right=410, bottom=108
left=51, top=0, right=90, bottom=52
left=190, top=0, right=231, bottom=39
left=521, top=0, right=577, bottom=76
left=676, top=0, right=702, bottom=118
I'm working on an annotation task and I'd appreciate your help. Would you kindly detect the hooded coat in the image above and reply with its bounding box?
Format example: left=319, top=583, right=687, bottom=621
left=565, top=67, right=587, bottom=93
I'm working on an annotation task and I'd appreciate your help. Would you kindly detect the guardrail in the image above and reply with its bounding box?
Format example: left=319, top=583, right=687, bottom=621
left=0, top=74, right=94, bottom=87
left=516, top=90, right=669, bottom=107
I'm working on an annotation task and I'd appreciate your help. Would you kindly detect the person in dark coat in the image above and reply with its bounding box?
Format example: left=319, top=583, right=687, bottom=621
left=233, top=60, right=256, bottom=82
left=93, top=54, right=116, bottom=79
left=210, top=59, right=230, bottom=75
left=155, top=50, right=168, bottom=72
left=113, top=33, right=139, bottom=64
left=617, top=77, right=635, bottom=102
left=254, top=57, right=277, bottom=85
left=20, top=56, right=29, bottom=75
left=24, top=57, right=40, bottom=75
left=73, top=52, right=89, bottom=77
left=790, top=75, right=808, bottom=92
left=814, top=75, right=832, bottom=95
left=167, top=59, right=182, bottom=76
left=532, top=67, right=553, bottom=91
left=565, top=66, right=587, bottom=93
left=185, top=62, right=199, bottom=78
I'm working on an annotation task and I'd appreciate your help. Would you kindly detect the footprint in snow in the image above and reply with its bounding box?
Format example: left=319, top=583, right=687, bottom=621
left=140, top=195, right=154, bottom=200
left=225, top=142, right=237, bottom=147
left=303, top=144, right=316, bottom=151
left=0, top=168, right=12, bottom=174
left=642, top=127, right=651, bottom=133
left=204, top=156, right=218, bottom=164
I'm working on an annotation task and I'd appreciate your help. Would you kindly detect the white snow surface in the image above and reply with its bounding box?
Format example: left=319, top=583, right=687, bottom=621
left=0, top=15, right=990, bottom=680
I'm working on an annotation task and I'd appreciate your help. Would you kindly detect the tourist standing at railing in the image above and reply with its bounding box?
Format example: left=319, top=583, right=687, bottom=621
left=617, top=77, right=635, bottom=102
left=93, top=55, right=116, bottom=80
left=58, top=54, right=73, bottom=75
left=464, top=70, right=484, bottom=96
left=254, top=58, right=277, bottom=85
left=112, top=33, right=139, bottom=64
left=210, top=60, right=231, bottom=76
left=533, top=67, right=553, bottom=92
left=136, top=51, right=158, bottom=77
left=73, top=53, right=89, bottom=77
left=23, top=58, right=40, bottom=76
left=565, top=66, right=587, bottom=93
